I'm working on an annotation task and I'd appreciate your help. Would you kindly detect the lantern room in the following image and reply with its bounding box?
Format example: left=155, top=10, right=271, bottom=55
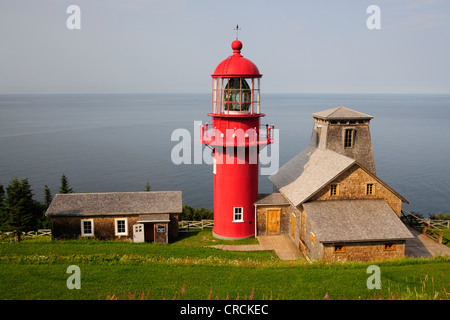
left=211, top=40, right=262, bottom=115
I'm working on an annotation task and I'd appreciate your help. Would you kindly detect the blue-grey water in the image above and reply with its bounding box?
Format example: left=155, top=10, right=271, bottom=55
left=0, top=93, right=449, bottom=217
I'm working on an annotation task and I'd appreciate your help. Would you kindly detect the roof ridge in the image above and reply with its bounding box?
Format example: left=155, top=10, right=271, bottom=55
left=328, top=106, right=345, bottom=117
left=55, top=191, right=180, bottom=196
left=311, top=106, right=373, bottom=120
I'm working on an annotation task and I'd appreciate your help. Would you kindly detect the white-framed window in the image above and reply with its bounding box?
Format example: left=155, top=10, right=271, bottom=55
left=115, top=218, right=128, bottom=236
left=233, top=207, right=244, bottom=222
left=81, top=219, right=94, bottom=237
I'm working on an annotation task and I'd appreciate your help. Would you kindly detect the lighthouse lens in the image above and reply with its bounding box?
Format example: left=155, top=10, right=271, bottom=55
left=225, top=78, right=251, bottom=113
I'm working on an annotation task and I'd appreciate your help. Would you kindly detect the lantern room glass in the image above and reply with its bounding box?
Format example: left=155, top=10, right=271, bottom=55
left=212, top=77, right=260, bottom=115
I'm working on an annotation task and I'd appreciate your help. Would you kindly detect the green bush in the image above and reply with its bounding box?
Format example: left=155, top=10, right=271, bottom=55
left=180, top=205, right=213, bottom=221
left=429, top=212, right=450, bottom=220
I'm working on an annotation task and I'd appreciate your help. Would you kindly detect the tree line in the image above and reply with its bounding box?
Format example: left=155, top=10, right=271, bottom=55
left=180, top=205, right=213, bottom=221
left=0, top=173, right=75, bottom=241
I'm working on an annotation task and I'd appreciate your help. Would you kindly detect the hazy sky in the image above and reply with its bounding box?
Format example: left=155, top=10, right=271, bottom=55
left=1, top=0, right=449, bottom=94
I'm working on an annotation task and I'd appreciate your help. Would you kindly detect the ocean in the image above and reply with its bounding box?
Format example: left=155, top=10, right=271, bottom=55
left=0, top=93, right=449, bottom=217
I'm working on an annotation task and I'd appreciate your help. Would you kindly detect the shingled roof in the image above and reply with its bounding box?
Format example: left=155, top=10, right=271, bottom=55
left=311, top=106, right=373, bottom=120
left=255, top=193, right=290, bottom=206
left=269, top=146, right=408, bottom=207
left=46, top=191, right=182, bottom=217
left=303, top=199, right=414, bottom=243
left=269, top=146, right=356, bottom=207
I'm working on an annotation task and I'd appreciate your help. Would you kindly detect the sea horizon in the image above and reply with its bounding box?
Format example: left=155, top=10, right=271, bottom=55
left=1, top=92, right=449, bottom=217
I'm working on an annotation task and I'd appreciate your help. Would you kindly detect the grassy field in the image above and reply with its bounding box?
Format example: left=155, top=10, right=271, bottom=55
left=443, top=228, right=450, bottom=244
left=0, top=231, right=449, bottom=300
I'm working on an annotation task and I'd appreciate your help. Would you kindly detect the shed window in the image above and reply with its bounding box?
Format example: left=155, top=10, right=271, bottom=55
left=81, top=219, right=94, bottom=237
left=233, top=207, right=244, bottom=222
left=383, top=243, right=396, bottom=251
left=344, top=129, right=354, bottom=148
left=333, top=245, right=346, bottom=253
left=115, top=218, right=128, bottom=236
left=330, top=184, right=339, bottom=196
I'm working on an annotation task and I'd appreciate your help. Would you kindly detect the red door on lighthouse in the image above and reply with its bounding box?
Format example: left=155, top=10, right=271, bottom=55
left=200, top=38, right=274, bottom=240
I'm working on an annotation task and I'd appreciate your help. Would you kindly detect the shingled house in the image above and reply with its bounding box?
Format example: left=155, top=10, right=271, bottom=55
left=256, top=107, right=414, bottom=261
left=46, top=191, right=182, bottom=243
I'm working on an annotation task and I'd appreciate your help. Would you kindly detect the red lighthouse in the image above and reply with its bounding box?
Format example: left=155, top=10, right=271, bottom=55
left=200, top=38, right=274, bottom=240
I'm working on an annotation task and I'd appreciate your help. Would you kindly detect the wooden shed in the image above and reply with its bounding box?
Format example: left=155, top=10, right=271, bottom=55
left=45, top=191, right=182, bottom=243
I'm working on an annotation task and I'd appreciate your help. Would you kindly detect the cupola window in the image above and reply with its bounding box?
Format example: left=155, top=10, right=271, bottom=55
left=344, top=129, right=354, bottom=148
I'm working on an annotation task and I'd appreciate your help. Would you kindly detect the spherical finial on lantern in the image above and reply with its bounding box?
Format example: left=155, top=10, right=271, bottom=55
left=231, top=40, right=243, bottom=54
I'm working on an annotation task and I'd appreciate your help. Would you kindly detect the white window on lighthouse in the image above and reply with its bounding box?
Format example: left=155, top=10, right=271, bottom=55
left=233, top=207, right=244, bottom=222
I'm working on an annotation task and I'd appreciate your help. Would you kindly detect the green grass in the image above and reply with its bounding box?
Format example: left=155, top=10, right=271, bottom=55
left=0, top=231, right=449, bottom=300
left=442, top=228, right=450, bottom=247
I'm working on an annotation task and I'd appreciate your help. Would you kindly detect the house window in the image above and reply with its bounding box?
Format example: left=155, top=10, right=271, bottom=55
left=366, top=183, right=375, bottom=195
left=333, top=245, right=346, bottom=253
left=233, top=207, right=244, bottom=222
left=344, top=129, right=354, bottom=148
left=81, top=219, right=94, bottom=237
left=383, top=243, right=396, bottom=251
left=115, top=218, right=128, bottom=236
left=330, top=184, right=339, bottom=196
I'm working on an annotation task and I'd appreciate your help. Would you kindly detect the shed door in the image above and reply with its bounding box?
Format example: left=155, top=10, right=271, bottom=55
left=144, top=223, right=154, bottom=242
left=133, top=224, right=144, bottom=243
left=267, top=209, right=281, bottom=234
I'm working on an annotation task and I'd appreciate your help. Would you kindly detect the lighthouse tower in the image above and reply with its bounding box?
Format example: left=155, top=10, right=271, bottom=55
left=200, top=38, right=274, bottom=240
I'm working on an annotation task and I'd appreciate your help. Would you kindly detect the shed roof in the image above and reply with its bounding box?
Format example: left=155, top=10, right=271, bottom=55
left=46, top=191, right=182, bottom=217
left=303, top=199, right=414, bottom=243
left=255, top=193, right=290, bottom=206
left=312, top=106, right=373, bottom=120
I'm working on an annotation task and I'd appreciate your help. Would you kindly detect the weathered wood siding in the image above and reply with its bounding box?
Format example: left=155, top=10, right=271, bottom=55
left=322, top=241, right=406, bottom=262
left=311, top=119, right=376, bottom=175
left=51, top=215, right=138, bottom=240
left=300, top=205, right=323, bottom=260
left=50, top=213, right=178, bottom=243
left=256, top=205, right=291, bottom=235
left=309, top=164, right=403, bottom=216
left=154, top=223, right=169, bottom=244
left=168, top=214, right=179, bottom=242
